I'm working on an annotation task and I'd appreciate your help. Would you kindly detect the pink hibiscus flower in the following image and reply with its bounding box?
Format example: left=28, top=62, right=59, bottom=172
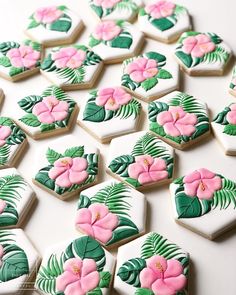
left=226, top=103, right=236, bottom=125
left=140, top=255, right=186, bottom=295
left=156, top=106, right=197, bottom=137
left=182, top=34, right=216, bottom=58
left=34, top=6, right=63, bottom=24
left=32, top=96, right=69, bottom=124
left=56, top=258, right=99, bottom=295
left=92, top=20, right=121, bottom=41
left=128, top=155, right=168, bottom=185
left=75, top=203, right=118, bottom=244
left=95, top=87, right=132, bottom=111
left=93, top=0, right=121, bottom=9
left=145, top=0, right=176, bottom=19
left=0, top=244, right=4, bottom=268
left=49, top=157, right=88, bottom=188
left=51, top=47, right=86, bottom=69
left=0, top=125, right=11, bottom=147
left=6, top=45, right=40, bottom=69
left=183, top=168, right=222, bottom=200
left=127, top=58, right=158, bottom=83
left=0, top=200, right=6, bottom=214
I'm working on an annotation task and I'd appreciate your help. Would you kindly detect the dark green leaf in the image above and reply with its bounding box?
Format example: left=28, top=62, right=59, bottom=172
left=99, top=271, right=111, bottom=288
left=223, top=124, right=236, bottom=136
left=18, top=95, right=42, bottom=113
left=34, top=166, right=55, bottom=190
left=108, top=155, right=135, bottom=177
left=109, top=33, right=133, bottom=49
left=135, top=288, right=154, bottom=295
left=89, top=36, right=102, bottom=47
left=125, top=177, right=141, bottom=188
left=145, top=52, right=166, bottom=63
left=141, top=77, right=158, bottom=91
left=156, top=68, right=172, bottom=79
left=78, top=194, right=92, bottom=209
left=175, top=51, right=193, bottom=68
left=0, top=204, right=18, bottom=227
left=49, top=16, right=72, bottom=32
left=151, top=17, right=175, bottom=31
left=91, top=4, right=103, bottom=18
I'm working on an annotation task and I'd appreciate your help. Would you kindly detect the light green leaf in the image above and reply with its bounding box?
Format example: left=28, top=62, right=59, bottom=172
left=27, top=18, right=40, bottom=29
left=46, top=148, right=62, bottom=164
left=0, top=56, right=11, bottom=67
left=156, top=68, right=172, bottom=79
left=99, top=271, right=111, bottom=288
left=64, top=146, right=84, bottom=158
left=141, top=77, right=158, bottom=91
left=109, top=32, right=133, bottom=49
left=49, top=15, right=72, bottom=32
left=115, top=98, right=141, bottom=119
left=135, top=288, right=154, bottom=295
left=89, top=35, right=102, bottom=47
left=0, top=145, right=11, bottom=166
left=223, top=124, right=236, bottom=136
left=150, top=17, right=175, bottom=31
left=9, top=67, right=24, bottom=77
left=212, top=177, right=236, bottom=209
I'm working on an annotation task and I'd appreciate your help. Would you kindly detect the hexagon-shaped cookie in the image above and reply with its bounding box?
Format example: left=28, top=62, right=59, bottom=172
left=35, top=234, right=116, bottom=295
left=25, top=5, right=84, bottom=47
left=77, top=86, right=142, bottom=143
left=0, top=40, right=42, bottom=82
left=106, top=131, right=175, bottom=190
left=40, top=45, right=103, bottom=90
left=229, top=64, right=236, bottom=97
left=138, top=0, right=191, bottom=43
left=16, top=85, right=78, bottom=140
left=121, top=51, right=179, bottom=102
left=114, top=231, right=189, bottom=295
left=212, top=102, right=236, bottom=155
left=75, top=180, right=146, bottom=248
left=170, top=168, right=236, bottom=240
left=0, top=117, right=27, bottom=169
left=0, top=228, right=40, bottom=294
left=148, top=91, right=210, bottom=149
left=174, top=31, right=232, bottom=76
left=88, top=20, right=144, bottom=64
left=33, top=135, right=100, bottom=200
left=89, top=0, right=143, bottom=22
left=0, top=168, right=36, bottom=228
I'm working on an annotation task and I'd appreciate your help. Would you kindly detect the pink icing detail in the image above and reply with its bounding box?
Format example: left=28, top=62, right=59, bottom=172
left=140, top=255, right=187, bottom=295
left=128, top=155, right=168, bottom=185
left=95, top=87, right=132, bottom=111
left=182, top=34, right=216, bottom=58
left=226, top=103, right=236, bottom=125
left=6, top=45, right=40, bottom=69
left=32, top=96, right=69, bottom=124
left=56, top=258, right=99, bottom=295
left=92, top=20, right=121, bottom=41
left=51, top=47, right=86, bottom=69
left=127, top=58, right=158, bottom=83
left=34, top=6, right=63, bottom=24
left=156, top=106, right=197, bottom=137
left=183, top=168, right=222, bottom=200
left=0, top=244, right=4, bottom=268
left=48, top=157, right=88, bottom=188
left=0, top=125, right=11, bottom=147
left=0, top=200, right=6, bottom=214
left=145, top=0, right=176, bottom=19
left=93, top=0, right=121, bottom=9
left=75, top=203, right=119, bottom=244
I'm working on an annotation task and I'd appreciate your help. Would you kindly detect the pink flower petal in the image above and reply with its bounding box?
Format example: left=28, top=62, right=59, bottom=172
left=64, top=280, right=84, bottom=295
left=147, top=255, right=167, bottom=275
left=81, top=259, right=97, bottom=277
left=175, top=123, right=196, bottom=137
left=95, top=212, right=118, bottom=229
left=0, top=200, right=6, bottom=214
left=48, top=166, right=68, bottom=180
left=75, top=208, right=92, bottom=225
left=0, top=126, right=12, bottom=140
left=140, top=268, right=157, bottom=289
left=152, top=279, right=175, bottom=295
left=183, top=170, right=201, bottom=183
left=80, top=270, right=100, bottom=293
left=32, top=101, right=49, bottom=116
left=163, top=122, right=181, bottom=137
left=71, top=158, right=88, bottom=172
left=38, top=111, right=55, bottom=124
left=104, top=99, right=120, bottom=110
left=157, top=111, right=174, bottom=125
left=52, top=111, right=68, bottom=122
left=55, top=170, right=72, bottom=188
left=184, top=180, right=200, bottom=197
left=69, top=170, right=88, bottom=185
left=164, top=275, right=187, bottom=292
left=165, top=259, right=184, bottom=278
left=128, top=162, right=145, bottom=179
left=92, top=225, right=113, bottom=244
left=130, top=70, right=146, bottom=83
left=54, top=157, right=73, bottom=167
left=198, top=168, right=215, bottom=179
left=56, top=270, right=80, bottom=292
left=89, top=203, right=110, bottom=221
left=226, top=110, right=236, bottom=124
left=77, top=223, right=95, bottom=237
left=150, top=158, right=167, bottom=172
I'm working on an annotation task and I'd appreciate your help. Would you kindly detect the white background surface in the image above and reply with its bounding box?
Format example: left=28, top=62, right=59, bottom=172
left=0, top=0, right=235, bottom=294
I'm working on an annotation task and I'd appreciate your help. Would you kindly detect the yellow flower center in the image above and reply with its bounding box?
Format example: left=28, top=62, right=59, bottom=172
left=108, top=97, right=115, bottom=106
left=174, top=112, right=180, bottom=122
left=61, top=159, right=69, bottom=165
left=155, top=261, right=164, bottom=273
left=199, top=181, right=205, bottom=191
left=95, top=212, right=101, bottom=220
left=143, top=159, right=150, bottom=166
left=72, top=264, right=81, bottom=275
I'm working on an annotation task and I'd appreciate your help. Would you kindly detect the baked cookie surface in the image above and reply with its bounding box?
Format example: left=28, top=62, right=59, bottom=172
left=77, top=86, right=141, bottom=143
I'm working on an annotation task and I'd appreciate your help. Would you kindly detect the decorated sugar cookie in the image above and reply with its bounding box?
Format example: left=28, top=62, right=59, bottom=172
left=0, top=88, right=4, bottom=108
left=170, top=168, right=236, bottom=239
left=229, top=65, right=236, bottom=97
left=212, top=102, right=236, bottom=155
left=25, top=5, right=84, bottom=47
left=35, top=235, right=116, bottom=295
left=0, top=229, right=40, bottom=294
left=17, top=85, right=78, bottom=139
left=0, top=168, right=35, bottom=228
left=148, top=91, right=210, bottom=149
left=114, top=231, right=189, bottom=295
left=138, top=0, right=191, bottom=43
left=40, top=45, right=103, bottom=90
left=33, top=135, right=99, bottom=200
left=0, top=40, right=42, bottom=81
left=0, top=117, right=27, bottom=169
left=88, top=20, right=144, bottom=64
left=107, top=131, right=174, bottom=190
left=121, top=51, right=179, bottom=101
left=77, top=86, right=141, bottom=143
left=75, top=180, right=146, bottom=248
left=89, top=0, right=143, bottom=22
left=174, top=31, right=232, bottom=76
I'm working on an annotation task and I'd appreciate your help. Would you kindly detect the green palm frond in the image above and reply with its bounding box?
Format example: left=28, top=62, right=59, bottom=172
left=42, top=85, right=68, bottom=100
left=169, top=92, right=207, bottom=116
left=0, top=145, right=11, bottom=166
left=203, top=46, right=229, bottom=64
left=91, top=182, right=131, bottom=217
left=36, top=253, right=65, bottom=295
left=56, top=66, right=85, bottom=84
left=132, top=133, right=169, bottom=158
left=116, top=0, right=138, bottom=12
left=212, top=177, right=236, bottom=209
left=115, top=99, right=141, bottom=119
left=0, top=230, right=15, bottom=243
left=0, top=174, right=26, bottom=206
left=141, top=232, right=186, bottom=260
